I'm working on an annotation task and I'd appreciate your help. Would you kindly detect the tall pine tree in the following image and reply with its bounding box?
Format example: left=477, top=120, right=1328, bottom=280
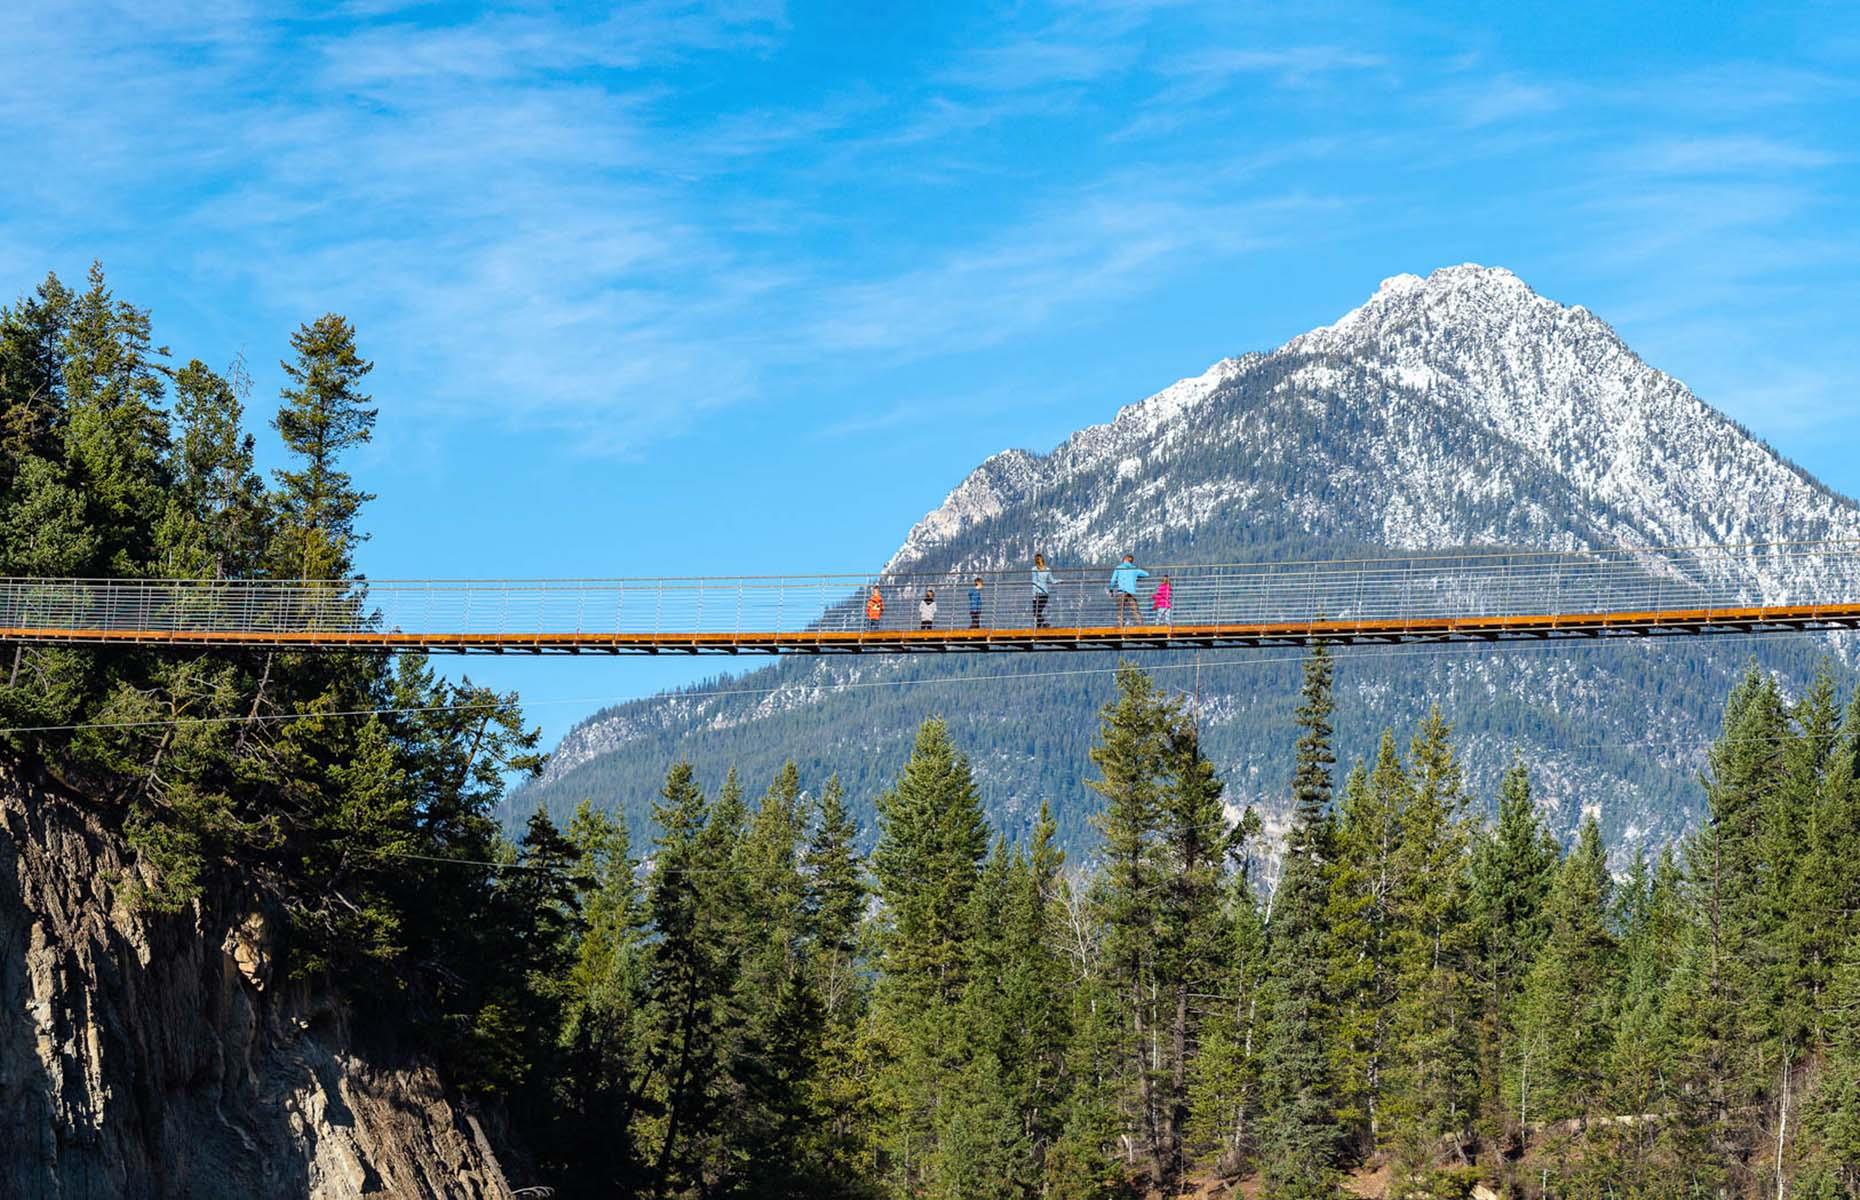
left=1382, top=710, right=1480, bottom=1176
left=1257, top=645, right=1342, bottom=1198
left=272, top=313, right=376, bottom=580
left=869, top=718, right=992, bottom=1194
left=1470, top=760, right=1560, bottom=1148
left=60, top=261, right=168, bottom=575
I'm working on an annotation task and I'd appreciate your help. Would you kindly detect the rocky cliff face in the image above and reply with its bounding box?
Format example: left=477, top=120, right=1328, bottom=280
left=0, top=759, right=514, bottom=1200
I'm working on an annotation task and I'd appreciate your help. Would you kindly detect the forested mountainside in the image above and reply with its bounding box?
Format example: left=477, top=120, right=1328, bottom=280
left=8, top=263, right=1860, bottom=1200
left=462, top=645, right=1860, bottom=1198
left=0, top=267, right=557, bottom=1196
left=514, top=265, right=1860, bottom=858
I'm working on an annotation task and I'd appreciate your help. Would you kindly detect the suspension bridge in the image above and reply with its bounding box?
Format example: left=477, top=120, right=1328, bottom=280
left=3, top=541, right=1860, bottom=657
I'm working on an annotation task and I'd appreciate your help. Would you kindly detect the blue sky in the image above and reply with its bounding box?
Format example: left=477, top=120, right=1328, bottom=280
left=3, top=1, right=1858, bottom=749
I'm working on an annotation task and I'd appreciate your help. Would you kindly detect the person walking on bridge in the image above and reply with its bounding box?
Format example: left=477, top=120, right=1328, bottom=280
left=1031, top=553, right=1054, bottom=628
left=1110, top=553, right=1148, bottom=626
left=865, top=586, right=884, bottom=630
left=920, top=588, right=937, bottom=631
left=1152, top=574, right=1173, bottom=625
left=969, top=576, right=986, bottom=629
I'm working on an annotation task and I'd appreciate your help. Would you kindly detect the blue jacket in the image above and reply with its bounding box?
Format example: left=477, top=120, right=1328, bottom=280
left=968, top=587, right=984, bottom=612
left=1110, top=562, right=1149, bottom=595
left=1031, top=568, right=1054, bottom=595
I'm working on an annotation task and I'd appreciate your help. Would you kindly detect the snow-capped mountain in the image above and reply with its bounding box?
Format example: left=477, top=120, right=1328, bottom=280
left=888, top=265, right=1857, bottom=591
left=513, top=265, right=1859, bottom=859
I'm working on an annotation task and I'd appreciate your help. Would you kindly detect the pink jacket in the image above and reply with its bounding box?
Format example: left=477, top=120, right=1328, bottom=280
left=1153, top=579, right=1172, bottom=608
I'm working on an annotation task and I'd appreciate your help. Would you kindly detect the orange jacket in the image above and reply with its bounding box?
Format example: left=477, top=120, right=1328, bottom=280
left=866, top=591, right=884, bottom=620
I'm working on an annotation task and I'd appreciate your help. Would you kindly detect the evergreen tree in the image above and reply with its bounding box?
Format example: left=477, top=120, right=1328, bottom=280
left=1800, top=940, right=1860, bottom=1195
left=292, top=714, right=417, bottom=965
left=60, top=260, right=168, bottom=574
left=557, top=801, right=650, bottom=1193
left=1382, top=709, right=1480, bottom=1176
left=0, top=272, right=72, bottom=490
left=869, top=718, right=991, bottom=1193
left=501, top=808, right=585, bottom=1098
left=161, top=357, right=266, bottom=578
left=1605, top=846, right=1684, bottom=1186
left=800, top=776, right=874, bottom=1185
left=1781, top=669, right=1852, bottom=1053
left=955, top=808, right=1071, bottom=1196
left=930, top=1049, right=1028, bottom=1200
left=1185, top=853, right=1267, bottom=1178
left=1045, top=876, right=1127, bottom=1200
left=1257, top=646, right=1342, bottom=1198
left=805, top=775, right=867, bottom=999
left=727, top=763, right=829, bottom=1198
left=1663, top=667, right=1791, bottom=1192
left=1019, top=803, right=1071, bottom=1168
left=938, top=842, right=1039, bottom=1199
left=1087, top=663, right=1216, bottom=1191
left=641, top=762, right=745, bottom=1198
left=1469, top=760, right=1560, bottom=1146
left=0, top=453, right=97, bottom=577
left=1146, top=710, right=1232, bottom=1191
left=1292, top=641, right=1337, bottom=823
left=272, top=313, right=376, bottom=579
left=1325, top=741, right=1406, bottom=1153
left=1514, top=819, right=1616, bottom=1126
left=873, top=719, right=991, bottom=1009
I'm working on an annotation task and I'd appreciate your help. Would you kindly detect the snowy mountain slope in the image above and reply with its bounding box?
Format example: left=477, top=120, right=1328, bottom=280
left=513, top=265, right=1860, bottom=859
left=888, top=265, right=1858, bottom=587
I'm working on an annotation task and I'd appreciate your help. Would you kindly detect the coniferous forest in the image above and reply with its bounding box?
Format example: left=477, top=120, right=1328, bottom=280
left=6, top=268, right=1860, bottom=1198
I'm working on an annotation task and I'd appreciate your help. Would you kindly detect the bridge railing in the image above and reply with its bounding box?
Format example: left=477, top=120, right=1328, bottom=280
left=2, top=540, right=1860, bottom=641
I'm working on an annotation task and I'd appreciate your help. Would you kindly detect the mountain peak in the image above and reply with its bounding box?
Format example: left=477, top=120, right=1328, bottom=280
left=887, top=261, right=1855, bottom=576
left=522, top=267, right=1860, bottom=863
left=1306, top=262, right=1553, bottom=346
left=1374, top=263, right=1531, bottom=298
left=1424, top=261, right=1530, bottom=289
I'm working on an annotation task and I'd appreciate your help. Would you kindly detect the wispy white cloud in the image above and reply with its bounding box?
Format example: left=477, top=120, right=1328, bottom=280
left=1623, top=134, right=1841, bottom=175
left=1166, top=44, right=1387, bottom=90
left=1578, top=181, right=1819, bottom=265
left=809, top=187, right=1333, bottom=356
left=940, top=36, right=1140, bottom=92
left=0, top=3, right=800, bottom=453
left=812, top=401, right=928, bottom=440
left=1619, top=62, right=1858, bottom=115
left=1731, top=366, right=1857, bottom=432
left=2, top=0, right=1854, bottom=465
left=1439, top=74, right=1563, bottom=127
left=2, top=0, right=1375, bottom=455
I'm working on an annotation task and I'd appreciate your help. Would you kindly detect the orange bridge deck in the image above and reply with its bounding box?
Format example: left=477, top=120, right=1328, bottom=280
left=7, top=602, right=1860, bottom=656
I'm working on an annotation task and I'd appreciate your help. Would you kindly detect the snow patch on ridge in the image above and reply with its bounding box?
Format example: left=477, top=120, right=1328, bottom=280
left=885, top=355, right=1254, bottom=573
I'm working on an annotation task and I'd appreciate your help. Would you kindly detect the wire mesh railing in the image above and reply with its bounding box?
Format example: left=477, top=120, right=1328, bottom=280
left=3, top=541, right=1860, bottom=647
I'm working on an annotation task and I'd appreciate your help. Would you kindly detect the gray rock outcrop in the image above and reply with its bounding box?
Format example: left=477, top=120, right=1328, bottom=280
left=0, top=759, right=515, bottom=1199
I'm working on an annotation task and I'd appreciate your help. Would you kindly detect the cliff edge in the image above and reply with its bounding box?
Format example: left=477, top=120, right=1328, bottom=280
left=0, top=759, right=515, bottom=1199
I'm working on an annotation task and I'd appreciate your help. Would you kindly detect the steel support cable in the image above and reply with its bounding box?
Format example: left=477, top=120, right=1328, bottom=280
left=1, top=625, right=1852, bottom=739
left=4, top=537, right=1860, bottom=644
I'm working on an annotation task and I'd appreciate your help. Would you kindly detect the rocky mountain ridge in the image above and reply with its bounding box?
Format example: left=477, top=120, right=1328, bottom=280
left=518, top=265, right=1859, bottom=860
left=886, top=265, right=1857, bottom=585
